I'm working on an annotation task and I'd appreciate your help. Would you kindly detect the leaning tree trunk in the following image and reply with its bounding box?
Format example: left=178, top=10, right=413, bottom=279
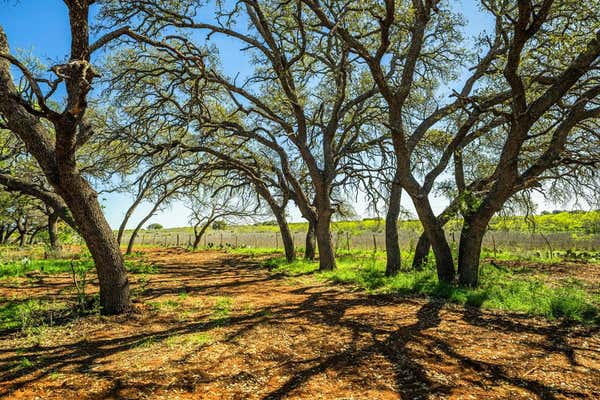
left=57, top=176, right=131, bottom=315
left=126, top=219, right=147, bottom=255
left=28, top=228, right=43, bottom=245
left=117, top=193, right=146, bottom=246
left=385, top=180, right=402, bottom=276
left=305, top=220, right=316, bottom=260
left=48, top=212, right=59, bottom=250
left=192, top=232, right=203, bottom=251
left=272, top=209, right=295, bottom=262
left=192, top=222, right=211, bottom=251
left=126, top=192, right=173, bottom=255
left=412, top=199, right=454, bottom=283
left=412, top=233, right=430, bottom=270
left=18, top=231, right=26, bottom=247
left=457, top=216, right=489, bottom=287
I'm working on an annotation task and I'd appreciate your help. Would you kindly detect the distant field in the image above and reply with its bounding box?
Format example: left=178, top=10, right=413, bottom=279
left=117, top=211, right=600, bottom=253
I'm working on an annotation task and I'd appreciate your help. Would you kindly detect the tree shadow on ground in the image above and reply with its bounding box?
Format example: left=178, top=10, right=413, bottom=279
left=0, top=251, right=597, bottom=399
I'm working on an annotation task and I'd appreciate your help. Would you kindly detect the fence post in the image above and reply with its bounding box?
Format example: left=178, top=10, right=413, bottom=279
left=346, top=232, right=350, bottom=252
left=141, top=235, right=145, bottom=246
left=275, top=233, right=279, bottom=249
left=176, top=234, right=180, bottom=247
left=372, top=234, right=377, bottom=252
left=220, top=232, right=223, bottom=247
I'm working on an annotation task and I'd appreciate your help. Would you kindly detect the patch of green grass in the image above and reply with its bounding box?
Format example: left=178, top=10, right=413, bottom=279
left=19, top=357, right=34, bottom=369
left=0, top=259, right=93, bottom=278
left=211, top=296, right=233, bottom=325
left=146, top=299, right=180, bottom=312
left=165, top=332, right=213, bottom=348
left=267, top=254, right=599, bottom=324
left=227, top=247, right=282, bottom=257
left=0, top=298, right=70, bottom=331
left=125, top=260, right=159, bottom=274
left=134, top=337, right=157, bottom=348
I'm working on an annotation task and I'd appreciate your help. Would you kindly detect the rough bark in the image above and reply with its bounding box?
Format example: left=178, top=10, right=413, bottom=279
left=48, top=212, right=59, bottom=250
left=315, top=209, right=336, bottom=271
left=412, top=233, right=430, bottom=270
left=272, top=208, right=295, bottom=262
left=304, top=220, right=316, bottom=260
left=0, top=5, right=131, bottom=315
left=192, top=223, right=211, bottom=251
left=57, top=176, right=131, bottom=314
left=385, top=179, right=402, bottom=276
left=411, top=198, right=455, bottom=283
left=458, top=218, right=488, bottom=287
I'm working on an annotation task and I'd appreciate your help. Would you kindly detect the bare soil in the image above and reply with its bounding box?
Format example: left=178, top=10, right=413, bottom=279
left=0, top=248, right=598, bottom=399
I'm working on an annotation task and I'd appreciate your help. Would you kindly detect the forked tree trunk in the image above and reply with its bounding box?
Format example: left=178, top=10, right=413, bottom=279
left=192, top=229, right=206, bottom=251
left=304, top=220, right=316, bottom=260
left=412, top=233, right=430, bottom=270
left=316, top=210, right=336, bottom=271
left=57, top=177, right=130, bottom=315
left=385, top=181, right=402, bottom=276
left=412, top=199, right=454, bottom=283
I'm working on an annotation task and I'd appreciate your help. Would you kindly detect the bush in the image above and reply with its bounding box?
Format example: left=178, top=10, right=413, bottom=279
left=147, top=223, right=163, bottom=230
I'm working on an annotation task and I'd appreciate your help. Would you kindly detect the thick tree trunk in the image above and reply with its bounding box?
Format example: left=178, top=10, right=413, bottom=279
left=48, top=212, right=59, bottom=250
left=412, top=199, right=454, bottom=283
left=385, top=181, right=402, bottom=276
left=57, top=178, right=131, bottom=315
left=458, top=217, right=489, bottom=287
left=304, top=220, right=316, bottom=260
left=412, top=233, right=430, bottom=270
left=315, top=211, right=336, bottom=271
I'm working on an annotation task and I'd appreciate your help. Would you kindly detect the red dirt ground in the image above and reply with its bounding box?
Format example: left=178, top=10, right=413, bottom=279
left=0, top=248, right=599, bottom=399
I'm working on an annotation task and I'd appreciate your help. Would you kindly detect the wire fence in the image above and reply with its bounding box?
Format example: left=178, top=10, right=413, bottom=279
left=117, top=229, right=600, bottom=252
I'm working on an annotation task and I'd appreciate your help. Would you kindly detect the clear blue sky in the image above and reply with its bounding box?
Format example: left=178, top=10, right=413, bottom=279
left=0, top=1, right=562, bottom=228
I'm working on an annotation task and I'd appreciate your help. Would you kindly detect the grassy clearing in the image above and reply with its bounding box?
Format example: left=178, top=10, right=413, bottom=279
left=0, top=298, right=75, bottom=332
left=265, top=253, right=600, bottom=324
left=0, top=258, right=157, bottom=278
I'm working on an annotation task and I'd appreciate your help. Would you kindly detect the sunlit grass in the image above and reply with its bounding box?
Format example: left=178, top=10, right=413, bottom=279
left=265, top=253, right=599, bottom=324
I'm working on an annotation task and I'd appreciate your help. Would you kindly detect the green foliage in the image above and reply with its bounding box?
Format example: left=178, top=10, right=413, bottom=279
left=211, top=220, right=227, bottom=230
left=0, top=298, right=70, bottom=332
left=125, top=260, right=159, bottom=274
left=147, top=223, right=163, bottom=230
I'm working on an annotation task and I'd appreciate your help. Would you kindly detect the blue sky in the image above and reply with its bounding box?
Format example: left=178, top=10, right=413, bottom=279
left=1, top=1, right=562, bottom=228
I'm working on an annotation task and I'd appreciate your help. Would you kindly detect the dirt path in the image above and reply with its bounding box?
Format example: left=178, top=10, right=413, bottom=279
left=1, top=249, right=599, bottom=399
